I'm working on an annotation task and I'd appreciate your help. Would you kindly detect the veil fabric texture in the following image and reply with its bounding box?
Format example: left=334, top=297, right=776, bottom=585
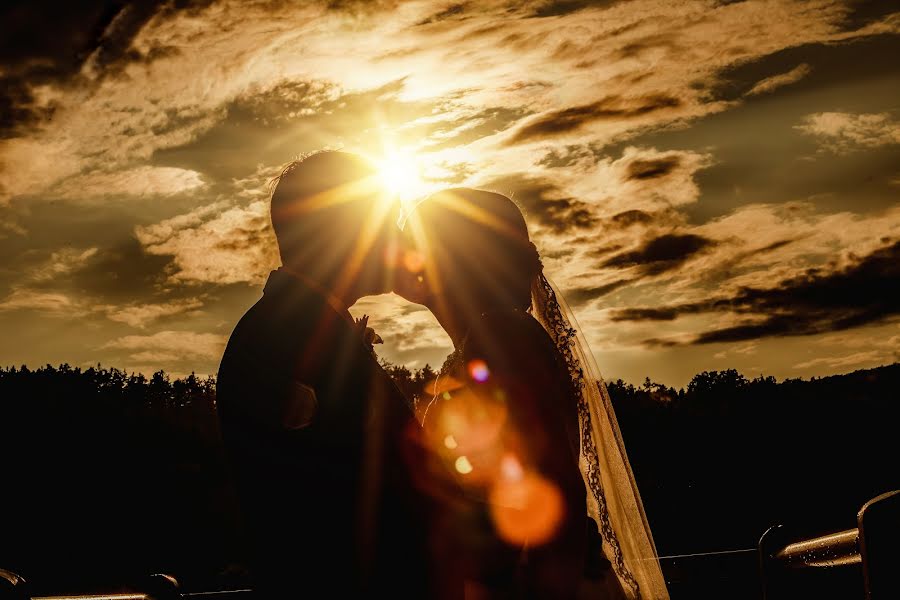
left=531, top=273, right=670, bottom=600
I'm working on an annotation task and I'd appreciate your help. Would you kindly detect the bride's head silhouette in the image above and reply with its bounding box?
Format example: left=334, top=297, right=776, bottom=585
left=399, top=188, right=541, bottom=321
left=401, top=189, right=669, bottom=600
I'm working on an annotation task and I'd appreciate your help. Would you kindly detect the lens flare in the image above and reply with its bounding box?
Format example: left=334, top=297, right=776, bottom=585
left=500, top=453, right=524, bottom=482
left=424, top=388, right=508, bottom=455
left=402, top=249, right=425, bottom=273
left=489, top=471, right=564, bottom=546
left=468, top=359, right=490, bottom=382
left=455, top=455, right=474, bottom=474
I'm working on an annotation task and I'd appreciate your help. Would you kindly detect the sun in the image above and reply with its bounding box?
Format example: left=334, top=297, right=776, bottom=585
left=375, top=147, right=428, bottom=205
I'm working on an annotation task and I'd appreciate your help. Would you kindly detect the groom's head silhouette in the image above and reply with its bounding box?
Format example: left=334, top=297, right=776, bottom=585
left=270, top=151, right=397, bottom=304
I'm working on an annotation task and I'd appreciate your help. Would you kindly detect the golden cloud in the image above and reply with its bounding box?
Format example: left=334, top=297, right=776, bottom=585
left=136, top=200, right=279, bottom=285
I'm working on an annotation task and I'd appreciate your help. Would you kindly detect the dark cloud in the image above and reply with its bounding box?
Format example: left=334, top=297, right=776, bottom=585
left=0, top=0, right=210, bottom=138
left=149, top=104, right=226, bottom=138
left=72, top=238, right=173, bottom=302
left=615, top=35, right=900, bottom=225
left=424, top=161, right=476, bottom=185
left=497, top=30, right=552, bottom=51
left=9, top=229, right=257, bottom=325
left=838, top=0, right=900, bottom=32
left=424, top=106, right=531, bottom=152
left=588, top=242, right=623, bottom=257
left=615, top=33, right=682, bottom=60
left=228, top=79, right=338, bottom=126
left=753, top=239, right=794, bottom=254
left=539, top=247, right=576, bottom=260
left=600, top=233, right=716, bottom=275
left=603, top=207, right=683, bottom=232
left=1, top=1, right=119, bottom=136
left=563, top=278, right=634, bottom=306
left=456, top=22, right=508, bottom=41
left=707, top=31, right=899, bottom=104
left=698, top=239, right=796, bottom=286
left=625, top=156, right=681, bottom=180
left=505, top=94, right=681, bottom=144
left=527, top=0, right=622, bottom=18
left=483, top=174, right=596, bottom=232
left=538, top=144, right=595, bottom=168
left=153, top=78, right=437, bottom=181
left=416, top=2, right=469, bottom=26
left=0, top=194, right=216, bottom=309
left=615, top=240, right=900, bottom=344
left=325, top=0, right=401, bottom=14
left=610, top=209, right=655, bottom=228
left=213, top=214, right=273, bottom=252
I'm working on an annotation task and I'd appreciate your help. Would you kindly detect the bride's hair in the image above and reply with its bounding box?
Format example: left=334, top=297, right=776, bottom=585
left=414, top=188, right=542, bottom=311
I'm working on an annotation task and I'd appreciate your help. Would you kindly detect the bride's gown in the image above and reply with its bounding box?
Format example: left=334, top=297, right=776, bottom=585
left=421, top=275, right=669, bottom=600
left=422, top=308, right=627, bottom=599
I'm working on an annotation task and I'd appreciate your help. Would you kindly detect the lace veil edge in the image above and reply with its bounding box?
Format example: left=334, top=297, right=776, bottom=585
left=531, top=272, right=670, bottom=600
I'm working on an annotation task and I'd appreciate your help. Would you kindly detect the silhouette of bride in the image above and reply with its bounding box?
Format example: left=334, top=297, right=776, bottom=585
left=395, top=188, right=669, bottom=599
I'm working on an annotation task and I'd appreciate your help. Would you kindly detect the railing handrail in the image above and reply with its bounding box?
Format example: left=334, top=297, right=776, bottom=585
left=6, top=490, right=898, bottom=600
left=26, top=593, right=254, bottom=600
left=773, top=527, right=860, bottom=568
left=0, top=570, right=253, bottom=600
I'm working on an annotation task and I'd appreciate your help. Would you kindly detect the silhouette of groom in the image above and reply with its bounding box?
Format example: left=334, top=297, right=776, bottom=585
left=217, top=151, right=436, bottom=598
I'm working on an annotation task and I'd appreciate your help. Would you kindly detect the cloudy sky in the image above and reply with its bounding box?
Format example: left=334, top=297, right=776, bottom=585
left=1, top=0, right=897, bottom=387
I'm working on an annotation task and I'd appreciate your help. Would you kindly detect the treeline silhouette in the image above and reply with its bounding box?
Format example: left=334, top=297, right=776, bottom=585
left=0, top=362, right=896, bottom=597
left=0, top=365, right=241, bottom=593
left=605, top=367, right=898, bottom=598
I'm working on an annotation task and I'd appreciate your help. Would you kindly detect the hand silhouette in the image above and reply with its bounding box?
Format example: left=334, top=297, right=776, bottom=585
left=354, top=314, right=383, bottom=347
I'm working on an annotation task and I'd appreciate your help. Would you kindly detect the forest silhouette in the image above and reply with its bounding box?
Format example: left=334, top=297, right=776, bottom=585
left=0, top=361, right=896, bottom=598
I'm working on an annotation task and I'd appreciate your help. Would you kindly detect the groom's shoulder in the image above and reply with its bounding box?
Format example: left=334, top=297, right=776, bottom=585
left=216, top=296, right=375, bottom=426
left=231, top=290, right=336, bottom=345
left=219, top=296, right=315, bottom=386
left=221, top=290, right=375, bottom=389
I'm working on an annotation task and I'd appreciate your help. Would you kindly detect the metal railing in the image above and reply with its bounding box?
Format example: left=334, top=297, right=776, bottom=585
left=772, top=527, right=861, bottom=568
left=0, top=573, right=253, bottom=600
left=4, top=490, right=898, bottom=600
left=759, top=489, right=899, bottom=600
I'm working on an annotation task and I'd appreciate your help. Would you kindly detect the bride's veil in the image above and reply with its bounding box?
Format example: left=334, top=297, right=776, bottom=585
left=531, top=272, right=670, bottom=600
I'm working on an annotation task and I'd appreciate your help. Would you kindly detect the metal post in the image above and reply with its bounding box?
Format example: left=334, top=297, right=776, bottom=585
left=0, top=569, right=29, bottom=600
left=141, top=574, right=180, bottom=600
left=758, top=524, right=787, bottom=600
left=859, top=490, right=900, bottom=600
left=759, top=523, right=863, bottom=599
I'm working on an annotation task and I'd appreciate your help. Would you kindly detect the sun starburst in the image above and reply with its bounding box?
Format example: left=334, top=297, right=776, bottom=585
left=375, top=147, right=429, bottom=207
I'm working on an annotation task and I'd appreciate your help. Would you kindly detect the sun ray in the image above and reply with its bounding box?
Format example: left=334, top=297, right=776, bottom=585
left=332, top=175, right=398, bottom=301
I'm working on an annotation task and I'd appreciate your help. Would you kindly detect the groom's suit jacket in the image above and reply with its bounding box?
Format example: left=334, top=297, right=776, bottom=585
left=217, top=269, right=434, bottom=598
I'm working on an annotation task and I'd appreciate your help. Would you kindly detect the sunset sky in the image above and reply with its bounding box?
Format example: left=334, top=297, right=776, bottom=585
left=1, top=0, right=897, bottom=387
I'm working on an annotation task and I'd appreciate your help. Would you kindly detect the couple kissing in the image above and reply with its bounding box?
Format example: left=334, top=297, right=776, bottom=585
left=217, top=151, right=669, bottom=600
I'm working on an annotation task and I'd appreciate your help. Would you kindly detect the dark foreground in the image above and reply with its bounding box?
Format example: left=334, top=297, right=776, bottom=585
left=1, top=363, right=897, bottom=598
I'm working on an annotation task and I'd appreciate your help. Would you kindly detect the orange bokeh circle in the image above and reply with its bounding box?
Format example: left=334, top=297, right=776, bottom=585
left=488, top=471, right=564, bottom=547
